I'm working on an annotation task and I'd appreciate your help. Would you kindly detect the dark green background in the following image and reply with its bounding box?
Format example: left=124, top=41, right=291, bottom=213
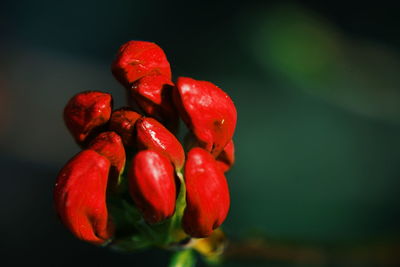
left=0, top=1, right=399, bottom=266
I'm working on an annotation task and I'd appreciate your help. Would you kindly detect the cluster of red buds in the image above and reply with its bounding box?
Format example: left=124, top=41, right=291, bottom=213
left=54, top=41, right=237, bottom=256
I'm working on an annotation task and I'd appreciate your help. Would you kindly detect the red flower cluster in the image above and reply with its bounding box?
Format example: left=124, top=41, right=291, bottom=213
left=54, top=41, right=237, bottom=245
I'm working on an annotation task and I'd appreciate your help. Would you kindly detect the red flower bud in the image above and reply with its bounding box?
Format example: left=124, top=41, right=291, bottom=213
left=54, top=150, right=114, bottom=245
left=112, top=41, right=172, bottom=88
left=183, top=148, right=230, bottom=238
left=130, top=74, right=178, bottom=131
left=174, top=77, right=237, bottom=157
left=88, top=131, right=126, bottom=189
left=136, top=117, right=185, bottom=170
left=128, top=150, right=176, bottom=224
left=64, top=91, right=112, bottom=145
left=216, top=140, right=235, bottom=172
left=108, top=108, right=141, bottom=147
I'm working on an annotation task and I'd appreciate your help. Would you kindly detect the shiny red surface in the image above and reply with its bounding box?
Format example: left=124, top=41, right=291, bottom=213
left=63, top=91, right=112, bottom=145
left=130, top=74, right=178, bottom=130
left=112, top=41, right=171, bottom=88
left=136, top=117, right=184, bottom=170
left=183, top=148, right=230, bottom=237
left=108, top=108, right=142, bottom=147
left=128, top=150, right=176, bottom=224
left=88, top=131, right=126, bottom=189
left=174, top=77, right=237, bottom=156
left=54, top=150, right=114, bottom=245
left=216, top=139, right=235, bottom=172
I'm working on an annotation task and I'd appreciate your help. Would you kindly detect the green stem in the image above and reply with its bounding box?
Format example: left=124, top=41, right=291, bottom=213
left=165, top=171, right=187, bottom=245
left=169, top=249, right=196, bottom=267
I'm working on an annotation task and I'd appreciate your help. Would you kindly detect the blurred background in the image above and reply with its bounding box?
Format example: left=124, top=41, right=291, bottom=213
left=1, top=0, right=400, bottom=266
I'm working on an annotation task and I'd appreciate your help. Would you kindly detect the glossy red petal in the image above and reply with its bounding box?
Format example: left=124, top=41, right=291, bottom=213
left=64, top=91, right=112, bottom=145
left=108, top=108, right=142, bottom=147
left=174, top=77, right=237, bottom=156
left=216, top=140, right=235, bottom=172
left=88, top=131, right=126, bottom=189
left=112, top=41, right=171, bottom=88
left=183, top=148, right=230, bottom=238
left=54, top=150, right=114, bottom=245
left=136, top=117, right=185, bottom=170
left=130, top=74, right=178, bottom=131
left=128, top=150, right=176, bottom=224
left=131, top=73, right=173, bottom=105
